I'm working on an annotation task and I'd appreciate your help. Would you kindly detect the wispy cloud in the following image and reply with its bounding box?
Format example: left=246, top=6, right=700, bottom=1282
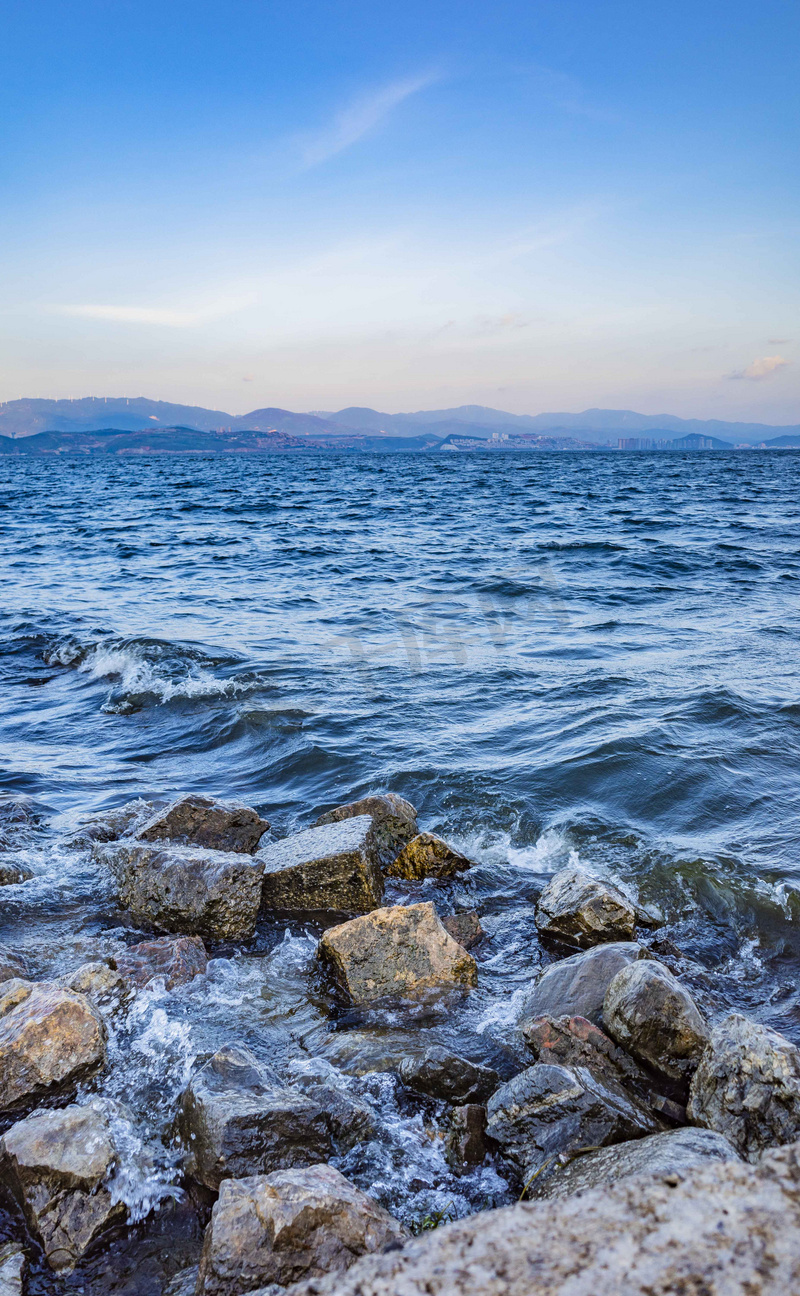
left=47, top=294, right=255, bottom=328
left=727, top=354, right=789, bottom=381
left=297, top=72, right=438, bottom=169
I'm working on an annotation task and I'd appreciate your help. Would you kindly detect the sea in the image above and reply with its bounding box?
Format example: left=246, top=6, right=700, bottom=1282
left=2, top=448, right=800, bottom=1292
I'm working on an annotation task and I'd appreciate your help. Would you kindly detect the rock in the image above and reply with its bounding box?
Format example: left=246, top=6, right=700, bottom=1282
left=93, top=840, right=264, bottom=941
left=385, top=834, right=474, bottom=882
left=0, top=1244, right=25, bottom=1296
left=60, top=961, right=129, bottom=1008
left=164, top=1266, right=200, bottom=1296
left=688, top=1013, right=800, bottom=1161
left=177, top=1045, right=332, bottom=1191
left=485, top=1061, right=660, bottom=1185
left=258, top=819, right=383, bottom=916
left=535, top=867, right=637, bottom=948
left=0, top=863, right=33, bottom=886
left=440, top=912, right=484, bottom=949
left=522, top=942, right=645, bottom=1026
left=289, top=1077, right=377, bottom=1152
left=76, top=798, right=160, bottom=843
left=0, top=948, right=28, bottom=985
left=314, top=794, right=418, bottom=870
left=445, top=1104, right=488, bottom=1171
left=522, top=1013, right=651, bottom=1096
left=279, top=1140, right=800, bottom=1296
left=115, top=934, right=208, bottom=990
left=137, top=794, right=269, bottom=854
left=397, top=1046, right=498, bottom=1103
left=0, top=1103, right=125, bottom=1271
left=317, top=903, right=478, bottom=1005
left=603, top=960, right=708, bottom=1086
left=0, top=980, right=106, bottom=1112
left=197, top=1164, right=406, bottom=1295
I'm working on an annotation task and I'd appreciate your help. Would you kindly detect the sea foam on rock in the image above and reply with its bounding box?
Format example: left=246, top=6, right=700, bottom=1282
left=0, top=979, right=106, bottom=1111
left=136, top=794, right=269, bottom=855
left=115, top=934, right=208, bottom=991
left=535, top=866, right=637, bottom=947
left=603, top=959, right=708, bottom=1087
left=314, top=794, right=417, bottom=870
left=258, top=818, right=383, bottom=915
left=522, top=941, right=646, bottom=1025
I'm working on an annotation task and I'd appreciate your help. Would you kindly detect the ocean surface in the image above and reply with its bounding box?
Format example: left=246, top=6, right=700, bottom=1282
left=2, top=449, right=800, bottom=1292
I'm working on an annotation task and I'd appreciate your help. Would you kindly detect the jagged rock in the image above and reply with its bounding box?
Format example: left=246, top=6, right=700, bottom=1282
left=0, top=863, right=32, bottom=886
left=137, top=794, right=269, bottom=854
left=535, top=867, right=637, bottom=947
left=445, top=1105, right=488, bottom=1171
left=76, top=798, right=160, bottom=844
left=317, top=903, right=477, bottom=1005
left=397, top=1046, right=498, bottom=1103
left=177, top=1046, right=332, bottom=1191
left=289, top=1076, right=377, bottom=1152
left=688, top=1013, right=800, bottom=1161
left=485, top=1061, right=660, bottom=1185
left=0, top=980, right=106, bottom=1111
left=0, top=948, right=28, bottom=985
left=115, top=934, right=208, bottom=990
left=522, top=1013, right=651, bottom=1096
left=0, top=1243, right=25, bottom=1296
left=523, top=942, right=645, bottom=1025
left=603, top=960, right=708, bottom=1086
left=0, top=1103, right=125, bottom=1271
left=441, top=911, right=484, bottom=949
left=314, top=794, right=418, bottom=870
left=164, top=1266, right=200, bottom=1296
left=258, top=818, right=383, bottom=915
left=197, top=1164, right=406, bottom=1295
left=385, top=834, right=474, bottom=882
left=280, top=1140, right=800, bottom=1296
left=93, top=840, right=264, bottom=940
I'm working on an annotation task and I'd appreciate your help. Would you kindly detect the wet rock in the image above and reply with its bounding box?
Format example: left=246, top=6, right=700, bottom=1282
left=535, top=867, right=637, bottom=948
left=177, top=1045, right=332, bottom=1191
left=76, top=798, right=160, bottom=844
left=93, top=840, right=264, bottom=940
left=137, top=794, right=269, bottom=855
left=603, top=959, right=708, bottom=1086
left=529, top=1125, right=740, bottom=1200
left=385, top=834, right=474, bottom=882
left=688, top=1013, right=800, bottom=1161
left=522, top=1013, right=650, bottom=1096
left=164, top=1266, right=200, bottom=1296
left=0, top=863, right=33, bottom=886
left=440, top=911, right=484, bottom=949
left=281, top=1141, right=800, bottom=1296
left=445, top=1104, right=489, bottom=1172
left=522, top=942, right=645, bottom=1026
left=289, top=1076, right=377, bottom=1152
left=0, top=1243, right=25, bottom=1296
left=485, top=1061, right=660, bottom=1185
left=60, top=961, right=129, bottom=1008
left=0, top=980, right=106, bottom=1112
left=0, top=948, right=28, bottom=985
left=317, top=902, right=478, bottom=1005
left=197, top=1164, right=406, bottom=1295
left=258, top=818, right=383, bottom=916
left=0, top=798, right=37, bottom=851
left=0, top=1103, right=125, bottom=1272
left=397, top=1046, right=499, bottom=1103
left=314, top=794, right=418, bottom=870
left=115, top=934, right=208, bottom=991
left=319, top=1030, right=415, bottom=1077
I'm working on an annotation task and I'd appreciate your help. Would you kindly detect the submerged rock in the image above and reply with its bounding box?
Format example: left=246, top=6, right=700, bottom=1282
left=196, top=1164, right=406, bottom=1295
left=0, top=1103, right=125, bottom=1272
left=258, top=818, right=383, bottom=915
left=115, top=934, right=208, bottom=990
left=603, top=960, right=708, bottom=1086
left=177, top=1045, right=332, bottom=1191
left=136, top=794, right=269, bottom=854
left=0, top=1243, right=25, bottom=1296
left=445, top=1104, right=489, bottom=1172
left=385, top=833, right=474, bottom=882
left=397, top=1046, right=499, bottom=1104
left=441, top=911, right=484, bottom=950
left=0, top=948, right=28, bottom=985
left=0, top=862, right=33, bottom=886
left=688, top=1013, right=800, bottom=1161
left=0, top=979, right=106, bottom=1112
left=317, top=902, right=478, bottom=1005
left=60, top=961, right=129, bottom=1009
left=523, top=942, right=645, bottom=1025
left=535, top=867, right=637, bottom=948
left=93, top=840, right=264, bottom=940
left=314, top=794, right=418, bottom=870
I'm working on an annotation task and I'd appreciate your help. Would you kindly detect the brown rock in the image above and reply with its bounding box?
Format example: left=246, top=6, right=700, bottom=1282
left=60, top=962, right=129, bottom=1008
left=535, top=867, right=637, bottom=947
left=0, top=980, right=106, bottom=1112
left=258, top=818, right=383, bottom=916
left=315, top=794, right=417, bottom=870
left=115, top=934, right=208, bottom=991
left=137, top=794, right=269, bottom=854
left=603, top=960, right=708, bottom=1086
left=441, top=912, right=484, bottom=949
left=445, top=1105, right=488, bottom=1172
left=0, top=863, right=33, bottom=886
left=0, top=948, right=28, bottom=985
left=522, top=1013, right=650, bottom=1095
left=385, top=834, right=474, bottom=882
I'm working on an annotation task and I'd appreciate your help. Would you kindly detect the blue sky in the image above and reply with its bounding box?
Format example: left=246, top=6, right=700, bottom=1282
left=1, top=0, right=798, bottom=420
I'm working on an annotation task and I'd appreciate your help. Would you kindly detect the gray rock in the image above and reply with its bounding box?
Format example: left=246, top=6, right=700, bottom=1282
left=385, top=834, right=474, bottom=882
left=0, top=863, right=33, bottom=886
left=0, top=1244, right=25, bottom=1296
left=115, top=934, right=208, bottom=990
left=523, top=942, right=645, bottom=1025
left=603, top=960, right=708, bottom=1085
left=445, top=1104, right=488, bottom=1172
left=258, top=818, right=383, bottom=915
left=290, top=1080, right=377, bottom=1152
left=485, top=1061, right=660, bottom=1185
left=279, top=1140, right=800, bottom=1296
left=530, top=1125, right=740, bottom=1200
left=196, top=1164, right=407, bottom=1295
left=689, top=1013, right=800, bottom=1161
left=0, top=948, right=28, bottom=985
left=177, top=1045, right=332, bottom=1191
left=0, top=1102, right=125, bottom=1271
left=93, top=840, right=264, bottom=940
left=76, top=798, right=160, bottom=844
left=440, top=912, right=484, bottom=950
left=397, top=1046, right=499, bottom=1104
left=0, top=979, right=106, bottom=1112
left=314, top=794, right=418, bottom=870
left=137, top=794, right=269, bottom=854
left=535, top=867, right=637, bottom=948
left=163, top=1266, right=200, bottom=1296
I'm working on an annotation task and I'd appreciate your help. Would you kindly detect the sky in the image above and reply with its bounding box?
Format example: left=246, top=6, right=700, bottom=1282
left=1, top=0, right=798, bottom=421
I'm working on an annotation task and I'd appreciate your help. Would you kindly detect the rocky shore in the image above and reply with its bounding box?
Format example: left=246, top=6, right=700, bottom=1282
left=3, top=790, right=800, bottom=1293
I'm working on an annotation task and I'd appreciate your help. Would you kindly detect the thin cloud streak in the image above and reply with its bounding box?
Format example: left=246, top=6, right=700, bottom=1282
left=297, top=72, right=439, bottom=168
left=48, top=295, right=256, bottom=328
left=727, top=355, right=789, bottom=380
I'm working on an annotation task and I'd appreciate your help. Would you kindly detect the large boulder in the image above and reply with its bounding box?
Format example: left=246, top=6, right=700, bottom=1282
left=535, top=867, right=637, bottom=948
left=0, top=1103, right=125, bottom=1271
left=115, top=934, right=208, bottom=991
left=259, top=819, right=383, bottom=915
left=603, top=960, right=708, bottom=1086
left=278, top=1141, right=800, bottom=1296
left=317, top=903, right=478, bottom=1005
left=196, top=1164, right=406, bottom=1295
left=0, top=1244, right=25, bottom=1296
left=523, top=942, right=645, bottom=1026
left=0, top=980, right=106, bottom=1112
left=93, top=840, right=264, bottom=940
left=314, top=794, right=417, bottom=870
left=385, top=834, right=474, bottom=882
left=177, top=1046, right=332, bottom=1191
left=136, top=794, right=269, bottom=854
left=397, top=1046, right=498, bottom=1103
left=522, top=1013, right=652, bottom=1099
left=688, top=1013, right=800, bottom=1161
left=0, top=947, right=28, bottom=985
left=485, top=1061, right=660, bottom=1185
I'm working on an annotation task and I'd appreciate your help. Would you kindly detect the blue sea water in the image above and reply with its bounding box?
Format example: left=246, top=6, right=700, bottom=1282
left=2, top=448, right=800, bottom=1290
